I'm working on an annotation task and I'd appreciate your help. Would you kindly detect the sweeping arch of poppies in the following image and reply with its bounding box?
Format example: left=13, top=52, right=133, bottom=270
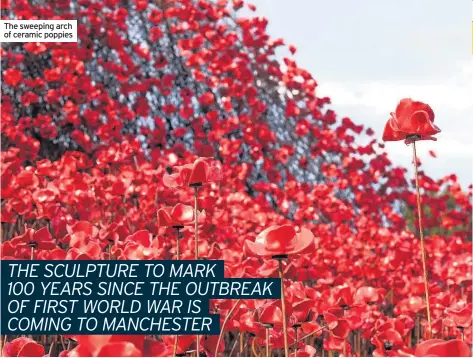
left=0, top=0, right=472, bottom=357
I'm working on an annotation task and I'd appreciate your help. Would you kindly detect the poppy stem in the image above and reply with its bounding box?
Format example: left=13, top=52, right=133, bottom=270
left=251, top=338, right=259, bottom=357
left=30, top=246, right=34, bottom=260
left=415, top=315, right=420, bottom=344
left=215, top=299, right=242, bottom=357
left=412, top=141, right=432, bottom=337
left=194, top=186, right=199, bottom=261
left=357, top=330, right=361, bottom=356
left=172, top=335, right=179, bottom=357
left=294, top=326, right=298, bottom=357
left=173, top=227, right=180, bottom=357
left=1, top=335, right=6, bottom=352
left=228, top=332, right=240, bottom=357
left=239, top=331, right=244, bottom=356
left=265, top=326, right=270, bottom=357
left=193, top=186, right=200, bottom=357
left=277, top=259, right=289, bottom=357
left=49, top=335, right=57, bottom=357
left=176, top=227, right=180, bottom=261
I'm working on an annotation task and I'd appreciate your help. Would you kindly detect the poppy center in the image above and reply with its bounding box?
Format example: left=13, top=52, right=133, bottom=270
left=405, top=134, right=421, bottom=141
left=384, top=341, right=393, bottom=351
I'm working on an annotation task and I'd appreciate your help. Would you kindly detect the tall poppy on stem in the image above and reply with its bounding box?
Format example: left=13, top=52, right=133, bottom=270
left=163, top=157, right=222, bottom=357
left=158, top=203, right=205, bottom=355
left=245, top=225, right=315, bottom=357
left=292, top=298, right=314, bottom=356
left=277, top=257, right=289, bottom=357
left=158, top=203, right=205, bottom=260
left=382, top=98, right=441, bottom=337
left=256, top=304, right=283, bottom=357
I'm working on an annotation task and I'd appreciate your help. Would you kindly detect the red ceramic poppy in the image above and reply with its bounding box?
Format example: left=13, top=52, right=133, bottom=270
left=10, top=226, right=56, bottom=250
left=258, top=303, right=284, bottom=326
left=240, top=311, right=260, bottom=334
left=292, top=298, right=315, bottom=322
left=333, top=286, right=354, bottom=308
left=331, top=318, right=351, bottom=339
left=157, top=204, right=205, bottom=228
left=382, top=98, right=440, bottom=143
left=2, top=337, right=45, bottom=357
left=372, top=328, right=405, bottom=350
left=163, top=157, right=222, bottom=188
left=301, top=321, right=324, bottom=338
left=324, top=332, right=349, bottom=352
left=244, top=225, right=315, bottom=258
left=355, top=286, right=380, bottom=304
left=446, top=305, right=472, bottom=328
left=3, top=68, right=23, bottom=87
left=415, top=339, right=471, bottom=357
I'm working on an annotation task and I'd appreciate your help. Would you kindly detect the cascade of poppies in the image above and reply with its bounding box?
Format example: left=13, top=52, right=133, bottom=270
left=1, top=0, right=420, bottom=226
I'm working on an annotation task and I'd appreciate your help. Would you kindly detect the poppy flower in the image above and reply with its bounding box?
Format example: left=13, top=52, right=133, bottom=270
left=445, top=305, right=472, bottom=328
left=198, top=92, right=215, bottom=107
left=10, top=227, right=56, bottom=250
left=256, top=301, right=293, bottom=327
left=157, top=204, right=205, bottom=228
left=333, top=286, right=354, bottom=308
left=244, top=225, right=315, bottom=258
left=3, top=68, right=23, bottom=87
left=355, top=286, right=380, bottom=304
left=372, top=328, right=404, bottom=351
left=414, top=339, right=471, bottom=357
left=292, top=298, right=314, bottom=323
left=2, top=337, right=45, bottom=357
left=163, top=157, right=222, bottom=188
left=240, top=311, right=260, bottom=334
left=382, top=98, right=440, bottom=143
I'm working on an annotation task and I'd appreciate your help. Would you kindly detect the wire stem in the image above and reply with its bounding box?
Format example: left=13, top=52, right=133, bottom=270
left=173, top=227, right=181, bottom=357
left=412, top=141, right=432, bottom=336
left=193, top=185, right=200, bottom=357
left=278, top=259, right=289, bottom=357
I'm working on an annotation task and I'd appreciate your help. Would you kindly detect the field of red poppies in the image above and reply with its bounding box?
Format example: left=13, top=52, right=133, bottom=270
left=1, top=0, right=472, bottom=357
